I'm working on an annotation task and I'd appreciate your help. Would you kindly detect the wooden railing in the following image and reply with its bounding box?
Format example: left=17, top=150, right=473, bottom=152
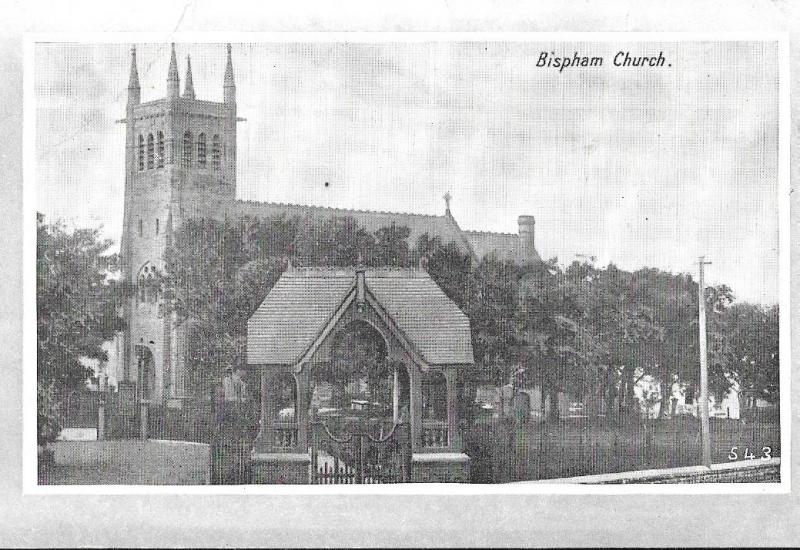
left=272, top=421, right=299, bottom=449
left=422, top=419, right=448, bottom=448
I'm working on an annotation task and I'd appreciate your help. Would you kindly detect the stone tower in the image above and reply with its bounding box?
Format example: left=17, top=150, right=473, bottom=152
left=119, top=44, right=239, bottom=404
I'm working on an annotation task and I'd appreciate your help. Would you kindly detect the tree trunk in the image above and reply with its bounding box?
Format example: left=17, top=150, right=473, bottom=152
left=463, top=379, right=477, bottom=426
left=658, top=381, right=670, bottom=419
left=548, top=387, right=560, bottom=421
left=604, top=382, right=617, bottom=425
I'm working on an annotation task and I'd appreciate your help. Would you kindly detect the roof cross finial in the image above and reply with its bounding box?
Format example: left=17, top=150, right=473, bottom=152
left=443, top=191, right=452, bottom=214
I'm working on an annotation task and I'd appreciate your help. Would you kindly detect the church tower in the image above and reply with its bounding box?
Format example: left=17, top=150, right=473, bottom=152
left=119, top=44, right=239, bottom=405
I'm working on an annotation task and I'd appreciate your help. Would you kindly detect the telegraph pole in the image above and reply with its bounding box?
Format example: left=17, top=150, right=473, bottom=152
left=698, top=256, right=713, bottom=468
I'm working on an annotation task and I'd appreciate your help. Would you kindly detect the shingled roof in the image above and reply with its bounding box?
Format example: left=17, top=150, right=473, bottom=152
left=247, top=267, right=474, bottom=367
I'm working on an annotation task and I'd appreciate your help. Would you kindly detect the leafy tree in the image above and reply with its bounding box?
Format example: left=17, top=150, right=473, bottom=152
left=373, top=223, right=412, bottom=267
left=164, top=214, right=779, bottom=429
left=165, top=215, right=411, bottom=398
left=720, top=302, right=779, bottom=408
left=293, top=216, right=376, bottom=267
left=36, top=213, right=124, bottom=445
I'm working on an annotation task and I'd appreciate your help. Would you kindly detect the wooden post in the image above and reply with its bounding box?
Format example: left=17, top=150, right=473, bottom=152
left=392, top=366, right=400, bottom=424
left=98, top=398, right=105, bottom=441
left=444, top=368, right=459, bottom=450
left=698, top=256, right=713, bottom=468
left=140, top=400, right=148, bottom=440
left=409, top=367, right=422, bottom=451
left=295, top=369, right=310, bottom=452
left=253, top=369, right=271, bottom=452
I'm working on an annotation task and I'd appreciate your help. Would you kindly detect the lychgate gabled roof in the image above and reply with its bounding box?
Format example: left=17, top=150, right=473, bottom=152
left=246, top=267, right=474, bottom=367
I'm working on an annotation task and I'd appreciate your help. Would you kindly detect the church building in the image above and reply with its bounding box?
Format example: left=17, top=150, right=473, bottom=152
left=119, top=44, right=541, bottom=407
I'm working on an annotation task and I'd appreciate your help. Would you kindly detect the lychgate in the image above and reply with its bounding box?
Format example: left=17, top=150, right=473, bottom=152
left=246, top=264, right=473, bottom=483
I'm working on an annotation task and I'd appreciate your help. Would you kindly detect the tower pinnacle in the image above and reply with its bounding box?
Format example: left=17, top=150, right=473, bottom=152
left=127, top=45, right=140, bottom=106
left=167, top=43, right=180, bottom=100
left=183, top=55, right=195, bottom=99
left=223, top=43, right=236, bottom=104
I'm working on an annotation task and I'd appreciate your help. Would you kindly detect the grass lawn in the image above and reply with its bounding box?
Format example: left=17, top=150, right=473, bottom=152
left=38, top=440, right=211, bottom=485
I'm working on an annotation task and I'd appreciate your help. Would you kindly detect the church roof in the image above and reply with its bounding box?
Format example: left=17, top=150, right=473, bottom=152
left=230, top=200, right=470, bottom=254
left=174, top=195, right=536, bottom=264
left=464, top=230, right=522, bottom=263
left=246, top=267, right=474, bottom=367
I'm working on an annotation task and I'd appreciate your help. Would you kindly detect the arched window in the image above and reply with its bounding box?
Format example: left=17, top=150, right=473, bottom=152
left=155, top=218, right=159, bottom=235
left=148, top=271, right=158, bottom=302
left=157, top=131, right=165, bottom=168
left=212, top=135, right=221, bottom=169
left=182, top=131, right=193, bottom=168
left=197, top=133, right=207, bottom=167
left=146, top=134, right=154, bottom=169
left=137, top=264, right=160, bottom=304
left=138, top=135, right=145, bottom=171
left=138, top=218, right=143, bottom=237
left=138, top=273, right=146, bottom=303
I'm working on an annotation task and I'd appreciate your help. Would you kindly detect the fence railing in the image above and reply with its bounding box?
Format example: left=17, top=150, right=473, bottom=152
left=272, top=421, right=299, bottom=449
left=464, top=416, right=782, bottom=483
left=422, top=419, right=448, bottom=448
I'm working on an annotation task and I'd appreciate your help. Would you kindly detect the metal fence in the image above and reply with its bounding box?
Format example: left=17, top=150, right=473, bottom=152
left=464, top=415, right=781, bottom=483
left=101, top=393, right=258, bottom=484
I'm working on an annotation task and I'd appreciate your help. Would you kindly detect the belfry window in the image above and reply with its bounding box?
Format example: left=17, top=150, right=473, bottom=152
left=147, top=134, right=154, bottom=170
left=212, top=135, right=221, bottom=169
left=138, top=135, right=145, bottom=171
left=155, top=218, right=159, bottom=235
left=197, top=133, right=207, bottom=167
left=157, top=131, right=165, bottom=168
left=182, top=131, right=193, bottom=168
left=137, top=264, right=160, bottom=304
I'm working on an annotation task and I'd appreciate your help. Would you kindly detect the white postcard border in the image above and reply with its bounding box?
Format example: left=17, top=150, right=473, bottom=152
left=22, top=30, right=792, bottom=496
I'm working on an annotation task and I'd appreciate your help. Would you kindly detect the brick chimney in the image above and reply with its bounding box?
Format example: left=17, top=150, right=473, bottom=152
left=517, top=215, right=537, bottom=264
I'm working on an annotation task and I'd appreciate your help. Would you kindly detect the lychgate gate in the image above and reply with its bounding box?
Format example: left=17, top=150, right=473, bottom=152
left=310, top=419, right=412, bottom=484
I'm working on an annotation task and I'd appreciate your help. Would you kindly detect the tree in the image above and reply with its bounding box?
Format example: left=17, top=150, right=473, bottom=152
left=164, top=218, right=284, bottom=396
left=517, top=259, right=594, bottom=420
left=721, top=302, right=779, bottom=409
left=373, top=223, right=411, bottom=267
left=37, top=213, right=124, bottom=445
left=164, top=215, right=413, bottom=398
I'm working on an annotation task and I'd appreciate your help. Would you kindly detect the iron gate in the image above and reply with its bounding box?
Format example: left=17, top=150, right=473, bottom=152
left=310, top=419, right=412, bottom=484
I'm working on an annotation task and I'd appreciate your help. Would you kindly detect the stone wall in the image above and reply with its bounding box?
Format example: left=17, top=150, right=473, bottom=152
left=251, top=452, right=311, bottom=484
left=412, top=453, right=471, bottom=483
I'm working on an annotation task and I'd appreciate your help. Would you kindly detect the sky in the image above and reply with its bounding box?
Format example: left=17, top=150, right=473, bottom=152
left=34, top=40, right=780, bottom=304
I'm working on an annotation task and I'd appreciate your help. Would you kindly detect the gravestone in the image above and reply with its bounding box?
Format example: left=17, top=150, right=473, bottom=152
left=512, top=392, right=531, bottom=423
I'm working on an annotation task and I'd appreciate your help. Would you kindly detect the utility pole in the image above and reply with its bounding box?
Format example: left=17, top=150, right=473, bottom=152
left=698, top=256, right=713, bottom=468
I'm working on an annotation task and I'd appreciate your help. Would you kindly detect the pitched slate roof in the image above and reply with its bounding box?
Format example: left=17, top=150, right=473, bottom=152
left=464, top=230, right=522, bottom=262
left=230, top=200, right=469, bottom=256
left=247, top=267, right=474, bottom=367
left=174, top=194, right=532, bottom=262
